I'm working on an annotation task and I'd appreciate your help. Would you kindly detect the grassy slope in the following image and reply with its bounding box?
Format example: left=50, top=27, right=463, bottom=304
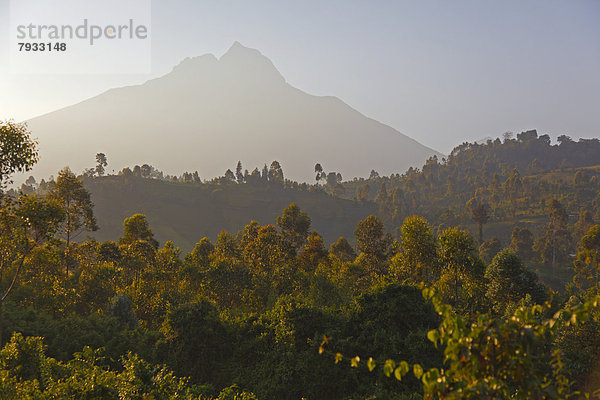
left=85, top=176, right=376, bottom=252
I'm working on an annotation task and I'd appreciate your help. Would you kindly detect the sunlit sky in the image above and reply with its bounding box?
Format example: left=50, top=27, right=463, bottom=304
left=1, top=0, right=598, bottom=153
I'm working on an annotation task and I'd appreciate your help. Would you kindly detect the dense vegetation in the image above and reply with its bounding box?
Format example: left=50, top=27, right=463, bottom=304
left=2, top=121, right=600, bottom=398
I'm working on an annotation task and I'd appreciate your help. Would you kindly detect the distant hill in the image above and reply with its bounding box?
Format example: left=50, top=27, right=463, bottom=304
left=82, top=175, right=376, bottom=251
left=25, top=42, right=442, bottom=183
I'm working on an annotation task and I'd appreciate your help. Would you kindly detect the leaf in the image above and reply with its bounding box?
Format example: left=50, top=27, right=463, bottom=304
left=367, top=357, right=376, bottom=372
left=394, top=366, right=403, bottom=381
left=383, top=360, right=395, bottom=377
left=413, top=364, right=423, bottom=379
left=427, top=329, right=440, bottom=346
left=399, top=361, right=409, bottom=376
left=334, top=353, right=343, bottom=364
left=422, top=287, right=433, bottom=299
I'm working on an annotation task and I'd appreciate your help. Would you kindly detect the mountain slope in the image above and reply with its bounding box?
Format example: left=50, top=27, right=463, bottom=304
left=26, top=42, right=442, bottom=182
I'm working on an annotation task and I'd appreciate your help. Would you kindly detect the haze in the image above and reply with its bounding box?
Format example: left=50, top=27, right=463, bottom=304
left=24, top=42, right=442, bottom=182
left=1, top=0, right=599, bottom=155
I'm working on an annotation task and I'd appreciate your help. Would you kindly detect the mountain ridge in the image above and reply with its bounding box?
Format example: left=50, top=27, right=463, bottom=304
left=25, top=42, right=442, bottom=182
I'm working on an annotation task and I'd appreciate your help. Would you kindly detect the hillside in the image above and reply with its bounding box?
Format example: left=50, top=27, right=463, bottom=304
left=83, top=175, right=376, bottom=251
left=5, top=123, right=600, bottom=399
left=24, top=42, right=441, bottom=184
left=341, top=131, right=600, bottom=287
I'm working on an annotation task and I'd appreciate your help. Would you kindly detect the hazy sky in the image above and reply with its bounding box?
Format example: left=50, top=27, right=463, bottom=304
left=0, top=0, right=598, bottom=153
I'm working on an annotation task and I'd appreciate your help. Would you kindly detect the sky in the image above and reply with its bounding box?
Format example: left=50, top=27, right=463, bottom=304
left=0, top=0, right=599, bottom=154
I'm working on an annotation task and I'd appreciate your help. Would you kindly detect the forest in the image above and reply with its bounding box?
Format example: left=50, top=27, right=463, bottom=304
left=1, top=121, right=600, bottom=399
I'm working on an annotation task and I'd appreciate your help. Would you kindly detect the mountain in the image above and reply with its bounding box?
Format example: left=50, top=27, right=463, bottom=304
left=25, top=42, right=442, bottom=182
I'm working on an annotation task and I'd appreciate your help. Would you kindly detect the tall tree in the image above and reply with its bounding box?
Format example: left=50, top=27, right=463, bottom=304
left=485, top=249, right=546, bottom=314
left=119, top=213, right=158, bottom=249
left=224, top=169, right=235, bottom=182
left=50, top=167, right=98, bottom=250
left=330, top=237, right=356, bottom=262
left=0, top=196, right=61, bottom=344
left=185, top=237, right=214, bottom=271
left=510, top=227, right=534, bottom=262
left=0, top=122, right=43, bottom=344
left=467, top=198, right=489, bottom=244
left=391, top=215, right=437, bottom=283
left=235, top=161, right=244, bottom=183
left=573, top=225, right=600, bottom=289
left=326, top=172, right=339, bottom=187
left=277, top=203, right=311, bottom=249
left=437, top=227, right=485, bottom=311
left=354, top=215, right=391, bottom=276
left=95, top=153, right=107, bottom=176
left=297, top=231, right=328, bottom=274
left=356, top=184, right=370, bottom=203
left=268, top=161, right=284, bottom=183
left=536, top=199, right=570, bottom=271
left=261, top=164, right=269, bottom=183
left=0, top=121, right=38, bottom=187
left=574, top=209, right=595, bottom=242
left=314, top=163, right=324, bottom=184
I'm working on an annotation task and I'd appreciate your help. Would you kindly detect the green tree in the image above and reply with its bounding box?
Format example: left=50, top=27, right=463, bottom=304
left=504, top=169, right=522, bottom=216
left=0, top=333, right=200, bottom=399
left=574, top=209, right=595, bottom=242
left=354, top=215, right=390, bottom=259
left=416, top=290, right=597, bottom=399
left=185, top=237, right=214, bottom=270
left=50, top=167, right=98, bottom=249
left=224, top=169, right=235, bottom=182
left=325, top=172, right=341, bottom=187
left=297, top=231, right=328, bottom=274
left=95, top=153, right=107, bottom=176
left=466, top=198, right=489, bottom=244
left=277, top=203, right=311, bottom=249
left=0, top=121, right=38, bottom=187
left=214, top=230, right=239, bottom=260
left=326, top=290, right=600, bottom=400
left=119, top=213, right=158, bottom=249
left=235, top=160, right=244, bottom=183
left=15, top=195, right=65, bottom=244
left=437, top=227, right=485, bottom=312
left=485, top=249, right=546, bottom=314
left=243, top=225, right=295, bottom=306
left=0, top=201, right=35, bottom=345
left=97, top=240, right=121, bottom=263
left=314, top=163, right=324, bottom=184
left=330, top=237, right=356, bottom=262
left=573, top=225, right=600, bottom=289
left=268, top=160, right=284, bottom=183
left=510, top=226, right=535, bottom=262
left=0, top=193, right=57, bottom=326
left=355, top=184, right=370, bottom=203
left=354, top=215, right=392, bottom=277
left=0, top=195, right=64, bottom=344
left=390, top=215, right=437, bottom=283
left=160, top=300, right=227, bottom=383
left=536, top=199, right=571, bottom=271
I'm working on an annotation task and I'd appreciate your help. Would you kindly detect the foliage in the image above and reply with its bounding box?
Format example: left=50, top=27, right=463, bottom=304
left=4, top=133, right=600, bottom=398
left=0, top=121, right=38, bottom=187
left=323, top=288, right=600, bottom=399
